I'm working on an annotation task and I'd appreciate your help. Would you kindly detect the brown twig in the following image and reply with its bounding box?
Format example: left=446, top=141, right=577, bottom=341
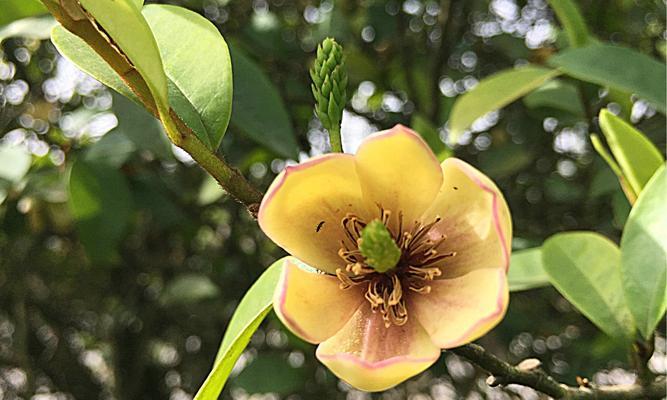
left=450, top=343, right=665, bottom=399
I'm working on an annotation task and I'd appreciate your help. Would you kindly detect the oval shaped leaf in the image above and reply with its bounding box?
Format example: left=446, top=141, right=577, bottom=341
left=77, top=0, right=171, bottom=122
left=194, top=257, right=287, bottom=400
left=69, top=159, right=133, bottom=264
left=621, top=166, right=667, bottom=339
left=549, top=44, right=667, bottom=113
left=598, top=109, right=664, bottom=196
left=230, top=46, right=298, bottom=158
left=52, top=23, right=221, bottom=154
left=0, top=0, right=46, bottom=26
left=0, top=15, right=55, bottom=44
left=449, top=66, right=560, bottom=142
left=547, top=0, right=590, bottom=48
left=51, top=24, right=140, bottom=103
left=0, top=142, right=31, bottom=183
left=542, top=232, right=635, bottom=341
left=143, top=4, right=233, bottom=150
left=508, top=248, right=550, bottom=292
left=522, top=79, right=585, bottom=117
left=161, top=274, right=221, bottom=306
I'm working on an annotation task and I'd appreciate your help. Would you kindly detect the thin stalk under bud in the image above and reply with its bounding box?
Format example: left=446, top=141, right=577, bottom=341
left=310, top=37, right=347, bottom=153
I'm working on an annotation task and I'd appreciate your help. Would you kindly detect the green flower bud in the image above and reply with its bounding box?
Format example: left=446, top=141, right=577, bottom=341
left=359, top=220, right=401, bottom=273
left=310, top=37, right=347, bottom=152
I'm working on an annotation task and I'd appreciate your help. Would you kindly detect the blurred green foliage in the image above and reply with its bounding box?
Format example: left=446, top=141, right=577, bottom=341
left=0, top=0, right=665, bottom=399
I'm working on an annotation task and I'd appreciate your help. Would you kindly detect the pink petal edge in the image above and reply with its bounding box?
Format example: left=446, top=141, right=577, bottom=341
left=275, top=263, right=327, bottom=344
left=433, top=267, right=508, bottom=349
left=448, top=158, right=511, bottom=272
left=359, top=124, right=441, bottom=169
left=257, top=153, right=356, bottom=229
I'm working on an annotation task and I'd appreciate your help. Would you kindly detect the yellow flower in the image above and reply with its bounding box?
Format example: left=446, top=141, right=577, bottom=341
left=259, top=125, right=511, bottom=392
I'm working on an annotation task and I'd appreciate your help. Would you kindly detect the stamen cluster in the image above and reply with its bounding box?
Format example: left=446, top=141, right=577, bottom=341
left=336, top=207, right=456, bottom=327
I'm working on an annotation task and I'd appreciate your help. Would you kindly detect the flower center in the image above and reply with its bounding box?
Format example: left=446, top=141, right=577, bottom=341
left=335, top=207, right=456, bottom=327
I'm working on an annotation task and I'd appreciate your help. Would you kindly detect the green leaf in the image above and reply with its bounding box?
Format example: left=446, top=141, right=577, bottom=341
left=0, top=0, right=46, bottom=27
left=542, top=232, right=635, bottom=341
left=197, top=174, right=225, bottom=206
left=411, top=113, right=450, bottom=161
left=0, top=142, right=31, bottom=183
left=598, top=109, right=664, bottom=197
left=76, top=0, right=171, bottom=125
left=621, top=166, right=667, bottom=339
left=51, top=25, right=140, bottom=103
left=68, top=159, right=133, bottom=264
left=547, top=0, right=590, bottom=48
left=161, top=274, right=221, bottom=306
left=52, top=25, right=217, bottom=155
left=230, top=46, right=298, bottom=158
left=449, top=66, right=560, bottom=142
left=111, top=93, right=173, bottom=160
left=84, top=132, right=136, bottom=168
left=508, top=248, right=550, bottom=292
left=549, top=44, right=667, bottom=113
left=234, top=354, right=306, bottom=394
left=0, top=15, right=56, bottom=44
left=142, top=4, right=233, bottom=150
left=194, top=257, right=287, bottom=400
left=522, top=79, right=585, bottom=117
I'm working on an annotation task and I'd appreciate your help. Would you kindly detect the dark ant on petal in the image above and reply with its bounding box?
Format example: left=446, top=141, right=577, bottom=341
left=316, top=221, right=325, bottom=232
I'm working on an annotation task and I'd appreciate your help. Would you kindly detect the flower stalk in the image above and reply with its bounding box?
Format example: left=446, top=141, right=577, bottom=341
left=310, top=38, right=347, bottom=152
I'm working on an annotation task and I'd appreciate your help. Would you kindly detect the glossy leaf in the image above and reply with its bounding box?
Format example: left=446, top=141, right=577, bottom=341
left=598, top=109, right=664, bottom=196
left=230, top=46, right=298, bottom=158
left=111, top=93, right=173, bottom=160
left=543, top=232, right=635, bottom=341
left=51, top=25, right=140, bottom=103
left=77, top=0, right=170, bottom=119
left=411, top=113, right=450, bottom=161
left=161, top=274, right=221, bottom=306
left=522, top=79, right=585, bottom=116
left=0, top=0, right=46, bottom=26
left=449, top=66, right=560, bottom=142
left=549, top=44, right=667, bottom=113
left=234, top=354, right=306, bottom=394
left=68, top=159, right=133, bottom=264
left=143, top=4, right=233, bottom=150
left=621, top=166, right=667, bottom=339
left=0, top=142, right=31, bottom=183
left=194, top=257, right=287, bottom=400
left=52, top=25, right=217, bottom=155
left=508, top=248, right=550, bottom=292
left=0, top=15, right=55, bottom=43
left=547, top=0, right=590, bottom=48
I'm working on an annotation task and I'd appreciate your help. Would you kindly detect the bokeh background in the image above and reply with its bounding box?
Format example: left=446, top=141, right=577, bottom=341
left=1, top=0, right=666, bottom=399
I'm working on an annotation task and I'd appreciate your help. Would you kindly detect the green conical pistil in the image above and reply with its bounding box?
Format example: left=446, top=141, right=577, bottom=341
left=310, top=37, right=347, bottom=153
left=359, top=220, right=401, bottom=273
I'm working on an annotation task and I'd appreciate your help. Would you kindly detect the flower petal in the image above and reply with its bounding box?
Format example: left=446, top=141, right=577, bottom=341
left=316, top=303, right=440, bottom=392
left=259, top=154, right=367, bottom=274
left=421, top=158, right=512, bottom=277
left=410, top=267, right=508, bottom=348
left=273, top=259, right=364, bottom=344
left=354, top=125, right=443, bottom=230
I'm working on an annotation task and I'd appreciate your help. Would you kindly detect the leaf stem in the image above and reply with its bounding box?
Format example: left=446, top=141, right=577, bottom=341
left=44, top=2, right=264, bottom=214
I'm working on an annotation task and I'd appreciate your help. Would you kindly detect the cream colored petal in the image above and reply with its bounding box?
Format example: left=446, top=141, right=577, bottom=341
left=421, top=158, right=512, bottom=277
left=273, top=260, right=364, bottom=344
left=410, top=267, right=508, bottom=348
left=316, top=303, right=440, bottom=392
left=259, top=153, right=368, bottom=274
left=354, top=125, right=443, bottom=231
